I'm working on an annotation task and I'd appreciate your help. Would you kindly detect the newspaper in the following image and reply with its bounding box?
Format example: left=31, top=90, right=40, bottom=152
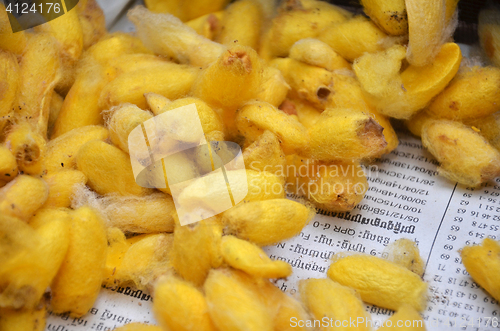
left=44, top=2, right=500, bottom=331
left=264, top=132, right=500, bottom=330
left=45, top=130, right=500, bottom=331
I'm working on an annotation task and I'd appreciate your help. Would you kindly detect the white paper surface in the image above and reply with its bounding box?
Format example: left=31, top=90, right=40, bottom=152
left=44, top=3, right=500, bottom=331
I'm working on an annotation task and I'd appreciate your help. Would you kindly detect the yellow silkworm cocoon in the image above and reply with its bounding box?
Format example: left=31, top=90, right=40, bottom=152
left=271, top=58, right=333, bottom=109
left=275, top=296, right=313, bottom=331
left=460, top=238, right=500, bottom=302
left=217, top=0, right=263, bottom=50
left=250, top=277, right=313, bottom=331
left=0, top=306, right=46, bottom=330
left=0, top=209, right=70, bottom=309
left=171, top=218, right=223, bottom=286
left=77, top=0, right=107, bottom=50
left=0, top=215, right=38, bottom=308
left=275, top=99, right=298, bottom=119
left=98, top=193, right=176, bottom=234
left=143, top=0, right=184, bottom=17
left=265, top=0, right=350, bottom=58
left=300, top=278, right=371, bottom=331
left=165, top=150, right=208, bottom=192
left=17, top=33, right=61, bottom=136
left=286, top=155, right=368, bottom=212
left=177, top=169, right=284, bottom=217
left=281, top=98, right=322, bottom=129
left=256, top=66, right=290, bottom=108
left=48, top=92, right=64, bottom=137
left=83, top=32, right=153, bottom=66
left=192, top=45, right=263, bottom=111
left=308, top=108, right=387, bottom=161
left=230, top=273, right=296, bottom=329
left=156, top=151, right=200, bottom=196
left=34, top=7, right=83, bottom=62
left=0, top=3, right=27, bottom=54
left=326, top=73, right=399, bottom=155
left=236, top=101, right=309, bottom=154
left=107, top=104, right=153, bottom=153
left=289, top=38, right=351, bottom=71
left=186, top=12, right=224, bottom=40
left=327, top=71, right=375, bottom=112
left=383, top=238, right=425, bottom=277
left=53, top=66, right=75, bottom=99
left=173, top=0, right=230, bottom=22
left=52, top=32, right=153, bottom=137
left=0, top=214, right=38, bottom=267
left=327, top=254, right=428, bottom=311
left=144, top=0, right=230, bottom=22
left=204, top=268, right=273, bottom=331
left=45, top=125, right=108, bottom=173
left=159, top=97, right=224, bottom=135
left=99, top=62, right=199, bottom=110
left=145, top=93, right=172, bottom=115
left=300, top=1, right=352, bottom=16
left=114, top=323, right=162, bottom=331
left=0, top=175, right=48, bottom=222
left=368, top=109, right=399, bottom=155
left=427, top=66, right=500, bottom=121
left=27, top=209, right=70, bottom=295
left=318, top=17, right=390, bottom=62
left=221, top=235, right=292, bottom=278
left=245, top=169, right=285, bottom=201
left=406, top=0, right=446, bottom=66
left=116, top=233, right=173, bottom=289
left=405, top=111, right=433, bottom=138
left=378, top=305, right=426, bottom=330
left=103, top=227, right=129, bottom=287
left=446, top=0, right=460, bottom=23
left=0, top=51, right=20, bottom=131
left=0, top=305, right=46, bottom=331
left=51, top=206, right=107, bottom=317
left=222, top=199, right=314, bottom=246
left=243, top=130, right=286, bottom=179
left=76, top=140, right=151, bottom=196
left=205, top=130, right=225, bottom=143
left=421, top=120, right=500, bottom=186
left=153, top=275, right=217, bottom=331
left=42, top=170, right=87, bottom=208
left=34, top=8, right=83, bottom=94
left=0, top=145, right=17, bottom=187
left=465, top=113, right=500, bottom=151
left=253, top=0, right=276, bottom=21
left=354, top=44, right=407, bottom=107
left=354, top=43, right=462, bottom=119
left=361, top=0, right=407, bottom=36
left=129, top=6, right=226, bottom=66
left=107, top=54, right=170, bottom=76
left=258, top=29, right=275, bottom=62
left=52, top=63, right=114, bottom=137
left=479, top=8, right=500, bottom=68
left=6, top=122, right=47, bottom=176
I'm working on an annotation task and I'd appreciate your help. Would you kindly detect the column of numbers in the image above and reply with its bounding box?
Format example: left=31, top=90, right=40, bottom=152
left=426, top=181, right=500, bottom=329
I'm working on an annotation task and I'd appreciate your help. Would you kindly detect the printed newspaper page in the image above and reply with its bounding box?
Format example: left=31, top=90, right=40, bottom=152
left=45, top=132, right=500, bottom=331
left=42, top=3, right=498, bottom=330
